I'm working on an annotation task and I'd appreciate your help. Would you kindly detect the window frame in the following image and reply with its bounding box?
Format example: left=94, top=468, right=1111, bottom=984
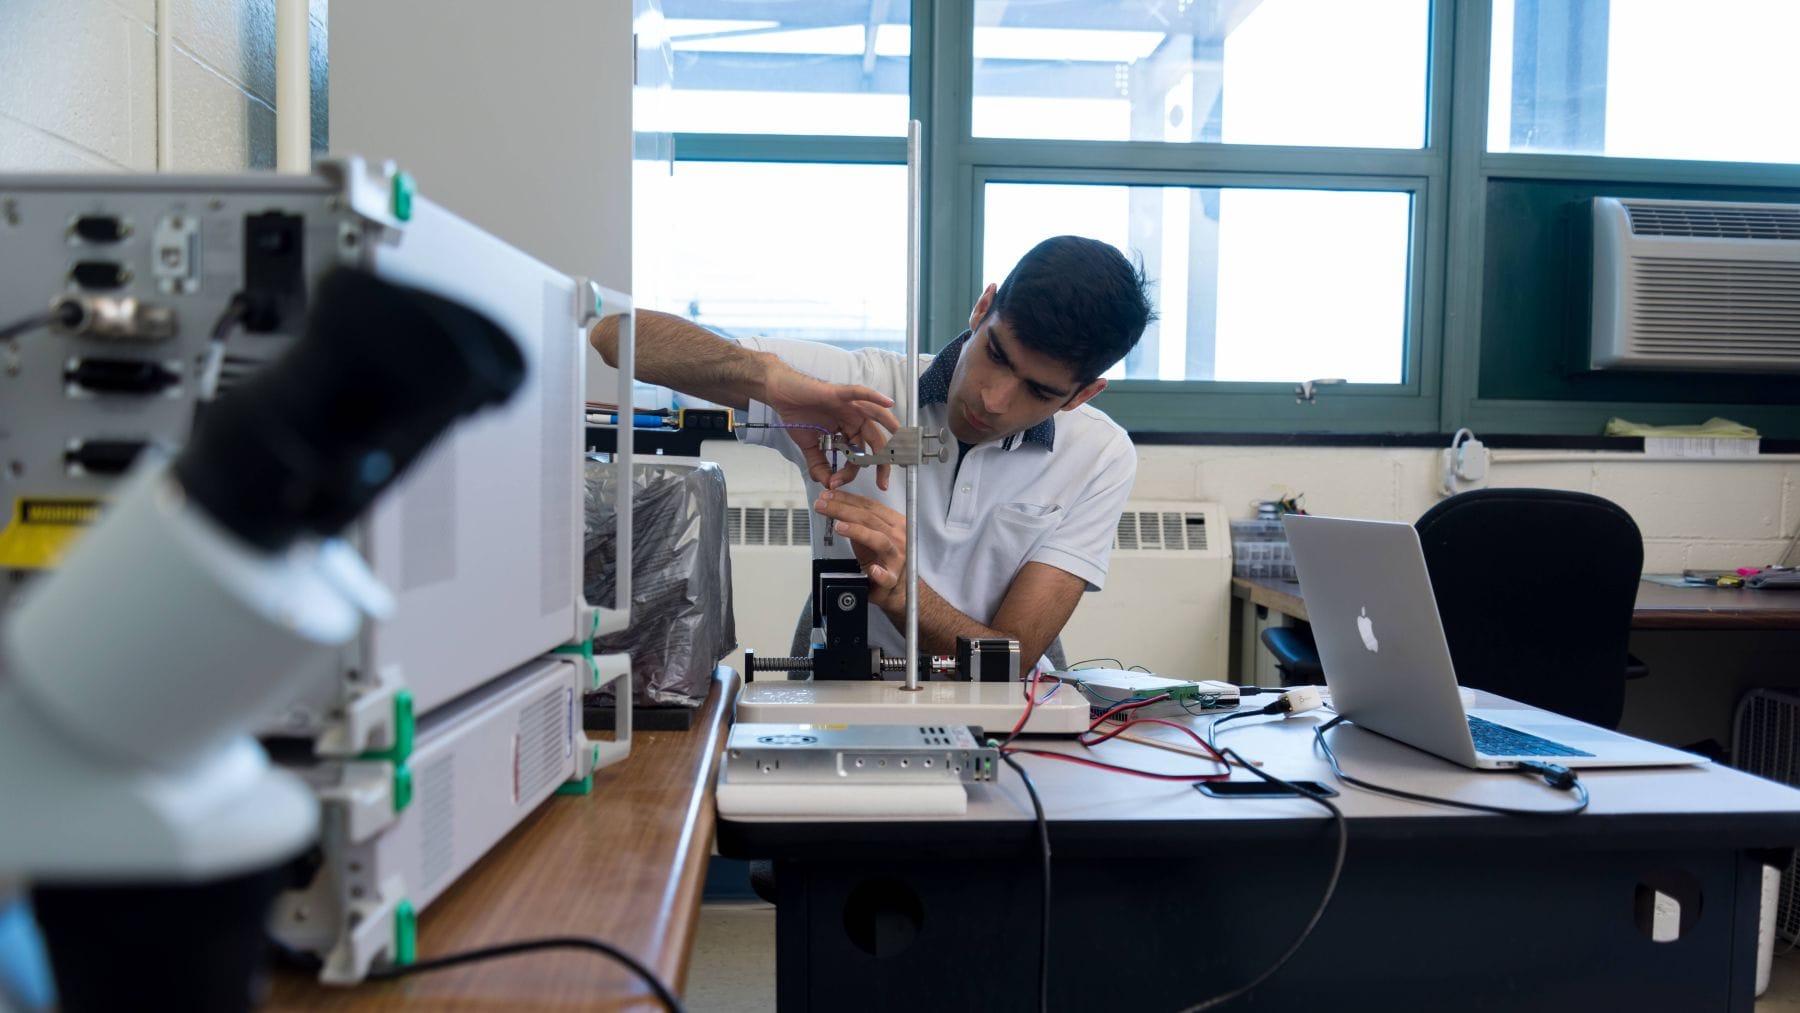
left=1444, top=0, right=1800, bottom=437
left=925, top=0, right=1456, bottom=433
left=652, top=0, right=1800, bottom=437
left=966, top=166, right=1440, bottom=431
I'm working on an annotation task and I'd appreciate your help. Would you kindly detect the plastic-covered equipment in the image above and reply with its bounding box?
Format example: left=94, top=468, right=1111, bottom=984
left=584, top=457, right=735, bottom=708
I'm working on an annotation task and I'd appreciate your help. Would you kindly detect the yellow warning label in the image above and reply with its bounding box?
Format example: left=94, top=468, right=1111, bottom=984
left=0, top=497, right=105, bottom=569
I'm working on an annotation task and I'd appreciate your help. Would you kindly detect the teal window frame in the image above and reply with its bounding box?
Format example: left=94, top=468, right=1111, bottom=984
left=658, top=0, right=1800, bottom=437
left=1444, top=0, right=1800, bottom=437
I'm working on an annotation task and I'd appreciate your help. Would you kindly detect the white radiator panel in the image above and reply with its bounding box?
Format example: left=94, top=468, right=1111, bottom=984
left=725, top=499, right=1231, bottom=680
left=1060, top=501, right=1232, bottom=681
left=726, top=500, right=819, bottom=661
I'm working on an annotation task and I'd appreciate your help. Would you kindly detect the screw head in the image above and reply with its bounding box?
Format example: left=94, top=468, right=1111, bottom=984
left=836, top=592, right=857, bottom=611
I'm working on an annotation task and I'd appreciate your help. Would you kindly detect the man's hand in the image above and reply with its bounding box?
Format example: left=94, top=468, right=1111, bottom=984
left=813, top=489, right=908, bottom=612
left=764, top=364, right=900, bottom=490
left=818, top=490, right=1087, bottom=666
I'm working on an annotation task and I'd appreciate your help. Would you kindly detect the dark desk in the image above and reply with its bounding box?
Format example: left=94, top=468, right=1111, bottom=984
left=717, top=692, right=1800, bottom=1012
left=1232, top=575, right=1800, bottom=631
left=1631, top=583, right=1800, bottom=631
left=267, top=667, right=736, bottom=1011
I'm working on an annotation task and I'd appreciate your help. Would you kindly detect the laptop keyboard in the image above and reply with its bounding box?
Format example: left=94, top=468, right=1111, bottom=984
left=1466, top=715, right=1594, bottom=758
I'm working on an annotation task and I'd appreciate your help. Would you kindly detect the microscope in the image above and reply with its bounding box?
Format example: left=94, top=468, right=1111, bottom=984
left=0, top=268, right=525, bottom=1011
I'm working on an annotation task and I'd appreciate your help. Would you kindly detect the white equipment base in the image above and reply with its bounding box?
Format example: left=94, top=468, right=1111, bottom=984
left=716, top=778, right=969, bottom=818
left=736, top=680, right=1090, bottom=735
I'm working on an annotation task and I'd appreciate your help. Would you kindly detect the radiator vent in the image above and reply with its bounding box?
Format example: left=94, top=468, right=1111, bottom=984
left=1114, top=511, right=1209, bottom=552
left=727, top=506, right=812, bottom=546
left=729, top=506, right=1213, bottom=550
left=1627, top=203, right=1800, bottom=240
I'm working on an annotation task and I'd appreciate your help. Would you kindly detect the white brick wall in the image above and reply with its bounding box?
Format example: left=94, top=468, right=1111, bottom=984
left=0, top=0, right=326, bottom=173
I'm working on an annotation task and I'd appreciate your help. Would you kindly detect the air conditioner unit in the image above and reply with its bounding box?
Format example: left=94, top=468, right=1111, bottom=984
left=1591, top=196, right=1800, bottom=372
left=725, top=497, right=1232, bottom=681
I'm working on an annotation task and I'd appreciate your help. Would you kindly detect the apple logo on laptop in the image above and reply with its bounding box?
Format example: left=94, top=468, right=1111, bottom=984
left=1357, top=607, right=1380, bottom=652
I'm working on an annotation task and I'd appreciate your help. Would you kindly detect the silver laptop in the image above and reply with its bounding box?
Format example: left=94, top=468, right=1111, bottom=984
left=1283, top=514, right=1704, bottom=769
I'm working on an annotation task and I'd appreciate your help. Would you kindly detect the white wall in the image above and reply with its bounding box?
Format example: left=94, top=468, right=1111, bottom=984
left=326, top=0, right=637, bottom=407
left=0, top=0, right=327, bottom=172
left=706, top=439, right=1800, bottom=570
left=1132, top=443, right=1800, bottom=572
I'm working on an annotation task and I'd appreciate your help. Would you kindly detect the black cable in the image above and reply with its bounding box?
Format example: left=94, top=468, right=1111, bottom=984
left=197, top=297, right=248, bottom=402
left=1201, top=696, right=1300, bottom=747
left=365, top=935, right=685, bottom=1012
left=1205, top=709, right=1265, bottom=738
left=210, top=297, right=247, bottom=343
left=1000, top=751, right=1051, bottom=1013
left=1312, top=715, right=1589, bottom=816
left=1177, top=708, right=1579, bottom=1009
left=1177, top=750, right=1347, bottom=1013
left=0, top=310, right=53, bottom=343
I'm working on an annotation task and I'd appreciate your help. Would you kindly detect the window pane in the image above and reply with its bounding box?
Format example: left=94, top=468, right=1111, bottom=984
left=1489, top=0, right=1800, bottom=164
left=647, top=2, right=910, bottom=136
left=971, top=0, right=1428, bottom=148
left=982, top=184, right=1410, bottom=383
left=634, top=162, right=907, bottom=353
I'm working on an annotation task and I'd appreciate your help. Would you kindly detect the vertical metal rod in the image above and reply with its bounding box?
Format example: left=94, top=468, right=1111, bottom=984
left=904, top=119, right=923, bottom=691
left=275, top=0, right=310, bottom=173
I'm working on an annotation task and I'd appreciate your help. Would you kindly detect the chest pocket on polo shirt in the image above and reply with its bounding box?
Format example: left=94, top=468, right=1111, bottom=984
left=980, top=502, right=1062, bottom=584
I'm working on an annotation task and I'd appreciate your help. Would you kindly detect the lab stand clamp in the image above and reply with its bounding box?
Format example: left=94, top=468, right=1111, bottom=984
left=822, top=426, right=951, bottom=468
left=739, top=424, right=951, bottom=679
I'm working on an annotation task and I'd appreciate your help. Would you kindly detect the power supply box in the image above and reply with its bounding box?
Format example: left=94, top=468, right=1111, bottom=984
left=269, top=654, right=593, bottom=982
left=726, top=722, right=998, bottom=784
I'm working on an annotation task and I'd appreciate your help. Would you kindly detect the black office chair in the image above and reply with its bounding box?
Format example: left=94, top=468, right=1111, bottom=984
left=1261, top=488, right=1648, bottom=729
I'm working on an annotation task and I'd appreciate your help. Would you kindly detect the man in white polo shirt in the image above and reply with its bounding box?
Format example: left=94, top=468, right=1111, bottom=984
left=590, top=235, right=1153, bottom=672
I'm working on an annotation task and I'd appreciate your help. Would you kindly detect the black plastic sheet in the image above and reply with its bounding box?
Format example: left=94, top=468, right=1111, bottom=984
left=584, top=457, right=735, bottom=708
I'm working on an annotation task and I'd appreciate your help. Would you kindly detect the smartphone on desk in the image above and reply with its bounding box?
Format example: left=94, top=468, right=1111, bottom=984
left=1196, top=779, right=1337, bottom=799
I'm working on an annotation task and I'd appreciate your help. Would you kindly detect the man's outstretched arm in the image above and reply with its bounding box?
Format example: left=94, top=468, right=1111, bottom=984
left=590, top=310, right=900, bottom=487
left=589, top=309, right=767, bottom=410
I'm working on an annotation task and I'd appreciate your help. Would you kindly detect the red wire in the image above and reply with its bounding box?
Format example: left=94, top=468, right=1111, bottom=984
left=997, top=680, right=1231, bottom=780
left=1001, top=668, right=1051, bottom=744
left=1085, top=693, right=1172, bottom=730
left=1082, top=716, right=1226, bottom=765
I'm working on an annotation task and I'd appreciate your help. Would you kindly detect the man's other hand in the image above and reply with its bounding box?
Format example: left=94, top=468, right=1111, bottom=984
left=813, top=489, right=907, bottom=612
left=763, top=365, right=900, bottom=490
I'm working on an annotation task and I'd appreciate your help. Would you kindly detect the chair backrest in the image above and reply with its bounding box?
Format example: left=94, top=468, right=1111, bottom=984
left=1414, top=488, right=1642, bottom=729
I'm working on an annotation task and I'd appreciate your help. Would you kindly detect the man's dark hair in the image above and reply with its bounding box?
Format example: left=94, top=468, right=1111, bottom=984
left=988, top=235, right=1155, bottom=386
